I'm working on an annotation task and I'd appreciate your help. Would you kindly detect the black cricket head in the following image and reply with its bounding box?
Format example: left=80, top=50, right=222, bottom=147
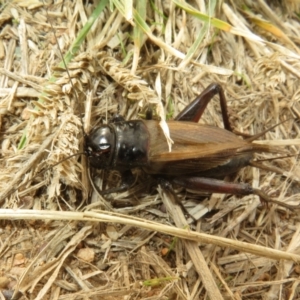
left=84, top=125, right=116, bottom=169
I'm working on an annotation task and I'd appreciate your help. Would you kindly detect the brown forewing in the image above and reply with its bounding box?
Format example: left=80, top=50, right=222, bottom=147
left=143, top=120, right=276, bottom=176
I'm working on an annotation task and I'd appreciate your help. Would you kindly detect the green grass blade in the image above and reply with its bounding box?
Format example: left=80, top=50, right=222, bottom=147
left=58, top=0, right=109, bottom=69
left=132, top=0, right=146, bottom=73
left=173, top=0, right=232, bottom=31
left=178, top=0, right=217, bottom=68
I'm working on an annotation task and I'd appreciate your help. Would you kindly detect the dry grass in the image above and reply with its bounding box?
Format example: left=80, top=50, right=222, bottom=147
left=1, top=0, right=300, bottom=299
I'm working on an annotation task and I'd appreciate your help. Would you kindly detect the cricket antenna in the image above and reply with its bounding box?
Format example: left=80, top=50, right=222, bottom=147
left=0, top=2, right=89, bottom=203
left=0, top=152, right=85, bottom=203
left=43, top=0, right=86, bottom=137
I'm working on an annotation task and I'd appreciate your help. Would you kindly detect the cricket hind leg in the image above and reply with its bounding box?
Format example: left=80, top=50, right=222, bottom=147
left=174, top=83, right=233, bottom=132
left=173, top=83, right=284, bottom=141
left=172, top=176, right=298, bottom=210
